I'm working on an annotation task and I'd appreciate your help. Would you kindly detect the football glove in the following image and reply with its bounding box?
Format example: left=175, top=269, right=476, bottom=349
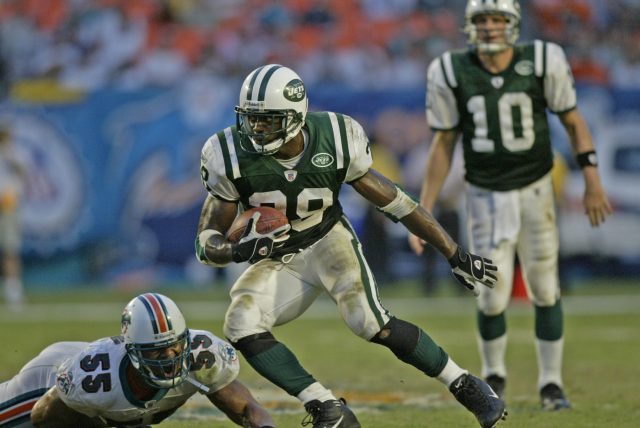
left=448, top=246, right=498, bottom=296
left=195, top=229, right=221, bottom=265
left=231, top=212, right=291, bottom=264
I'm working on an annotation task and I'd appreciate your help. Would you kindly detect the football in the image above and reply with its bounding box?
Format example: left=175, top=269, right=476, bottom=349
left=226, top=206, right=289, bottom=243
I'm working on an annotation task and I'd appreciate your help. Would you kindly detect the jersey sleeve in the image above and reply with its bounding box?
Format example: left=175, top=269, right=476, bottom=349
left=544, top=42, right=577, bottom=113
left=188, top=330, right=240, bottom=394
left=426, top=55, right=460, bottom=130
left=201, top=134, right=241, bottom=202
left=343, top=116, right=373, bottom=182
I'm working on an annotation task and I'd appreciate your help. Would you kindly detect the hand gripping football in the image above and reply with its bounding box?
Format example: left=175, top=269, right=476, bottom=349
left=226, top=206, right=289, bottom=243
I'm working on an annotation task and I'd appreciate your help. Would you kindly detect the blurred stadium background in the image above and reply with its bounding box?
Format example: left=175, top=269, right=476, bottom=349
left=1, top=0, right=638, bottom=293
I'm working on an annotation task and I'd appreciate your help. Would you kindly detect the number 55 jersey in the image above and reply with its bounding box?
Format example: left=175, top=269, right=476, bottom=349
left=0, top=330, right=238, bottom=427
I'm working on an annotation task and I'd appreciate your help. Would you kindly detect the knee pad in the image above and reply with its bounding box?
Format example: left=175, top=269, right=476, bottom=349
left=230, top=332, right=278, bottom=358
left=370, top=317, right=420, bottom=357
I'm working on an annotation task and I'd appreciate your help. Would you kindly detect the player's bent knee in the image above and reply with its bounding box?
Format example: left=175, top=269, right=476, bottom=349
left=230, top=332, right=278, bottom=358
left=370, top=317, right=419, bottom=357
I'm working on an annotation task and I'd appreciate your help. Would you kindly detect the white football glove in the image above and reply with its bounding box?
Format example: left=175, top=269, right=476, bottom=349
left=231, top=212, right=290, bottom=264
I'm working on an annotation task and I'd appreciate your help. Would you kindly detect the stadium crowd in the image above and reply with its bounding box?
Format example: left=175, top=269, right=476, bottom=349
left=0, top=0, right=639, bottom=92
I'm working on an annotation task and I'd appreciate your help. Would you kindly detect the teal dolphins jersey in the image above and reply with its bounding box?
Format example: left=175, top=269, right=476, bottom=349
left=426, top=40, right=577, bottom=191
left=200, top=111, right=372, bottom=257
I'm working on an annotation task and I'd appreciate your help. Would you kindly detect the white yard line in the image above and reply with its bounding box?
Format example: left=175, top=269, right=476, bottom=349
left=2, top=294, right=639, bottom=323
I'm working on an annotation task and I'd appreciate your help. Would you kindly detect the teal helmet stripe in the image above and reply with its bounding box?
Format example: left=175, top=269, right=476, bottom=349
left=257, top=65, right=282, bottom=101
left=245, top=65, right=266, bottom=100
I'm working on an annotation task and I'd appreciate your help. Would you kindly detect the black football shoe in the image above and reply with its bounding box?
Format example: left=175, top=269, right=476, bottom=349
left=540, top=383, right=572, bottom=411
left=302, top=398, right=361, bottom=428
left=485, top=374, right=506, bottom=399
left=450, top=374, right=507, bottom=428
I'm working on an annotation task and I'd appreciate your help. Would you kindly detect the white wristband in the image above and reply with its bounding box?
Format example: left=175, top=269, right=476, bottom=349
left=198, top=229, right=222, bottom=247
left=379, top=187, right=418, bottom=220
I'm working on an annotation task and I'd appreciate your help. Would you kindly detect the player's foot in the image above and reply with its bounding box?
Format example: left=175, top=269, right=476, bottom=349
left=302, top=398, right=360, bottom=428
left=540, top=383, right=571, bottom=411
left=450, top=373, right=507, bottom=428
left=485, top=374, right=506, bottom=399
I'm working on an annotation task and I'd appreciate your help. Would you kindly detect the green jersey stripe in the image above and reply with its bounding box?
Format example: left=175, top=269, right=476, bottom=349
left=339, top=217, right=388, bottom=328
left=328, top=112, right=345, bottom=169
left=442, top=52, right=458, bottom=88
left=336, top=114, right=351, bottom=167
left=216, top=130, right=234, bottom=180
left=223, top=128, right=241, bottom=179
left=257, top=65, right=282, bottom=101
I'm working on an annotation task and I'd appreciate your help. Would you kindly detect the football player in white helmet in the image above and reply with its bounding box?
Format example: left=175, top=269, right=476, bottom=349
left=0, top=293, right=274, bottom=428
left=464, top=0, right=521, bottom=53
left=235, top=65, right=308, bottom=155
left=410, top=0, right=611, bottom=412
left=197, top=64, right=506, bottom=428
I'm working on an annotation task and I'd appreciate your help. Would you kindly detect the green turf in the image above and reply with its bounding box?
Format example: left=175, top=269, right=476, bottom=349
left=2, top=279, right=639, bottom=427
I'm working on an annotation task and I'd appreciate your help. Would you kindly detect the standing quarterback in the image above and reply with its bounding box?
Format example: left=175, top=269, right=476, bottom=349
left=196, top=64, right=507, bottom=428
left=409, top=0, right=612, bottom=410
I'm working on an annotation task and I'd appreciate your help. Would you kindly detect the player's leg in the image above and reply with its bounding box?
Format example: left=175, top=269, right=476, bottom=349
left=0, top=369, right=55, bottom=428
left=318, top=219, right=505, bottom=427
left=518, top=174, right=570, bottom=410
left=467, top=185, right=519, bottom=398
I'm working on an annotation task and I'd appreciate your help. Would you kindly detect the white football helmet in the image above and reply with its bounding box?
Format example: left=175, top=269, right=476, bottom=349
left=235, top=64, right=308, bottom=155
left=121, top=293, right=191, bottom=388
left=464, top=0, right=521, bottom=53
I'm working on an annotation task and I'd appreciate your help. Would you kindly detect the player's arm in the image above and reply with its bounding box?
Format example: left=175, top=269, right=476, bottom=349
left=195, top=194, right=238, bottom=266
left=31, top=387, right=107, bottom=428
left=408, top=129, right=459, bottom=255
left=206, top=380, right=275, bottom=428
left=351, top=169, right=496, bottom=294
left=558, top=109, right=612, bottom=227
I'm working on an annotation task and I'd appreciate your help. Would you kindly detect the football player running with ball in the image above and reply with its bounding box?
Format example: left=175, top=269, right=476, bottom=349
left=196, top=64, right=506, bottom=428
left=408, top=0, right=612, bottom=411
left=0, top=293, right=274, bottom=428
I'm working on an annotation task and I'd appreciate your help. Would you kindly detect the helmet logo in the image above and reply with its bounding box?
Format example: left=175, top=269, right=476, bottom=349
left=312, top=153, right=334, bottom=168
left=284, top=79, right=305, bottom=102
left=121, top=310, right=131, bottom=335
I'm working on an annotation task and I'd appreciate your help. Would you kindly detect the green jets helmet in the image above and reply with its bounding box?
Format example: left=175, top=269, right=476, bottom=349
left=235, top=64, right=308, bottom=155
left=464, top=0, right=521, bottom=53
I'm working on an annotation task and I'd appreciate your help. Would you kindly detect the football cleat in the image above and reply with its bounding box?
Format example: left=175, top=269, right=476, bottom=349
left=450, top=374, right=507, bottom=428
left=302, top=398, right=361, bottom=428
left=540, top=383, right=572, bottom=411
left=485, top=374, right=506, bottom=399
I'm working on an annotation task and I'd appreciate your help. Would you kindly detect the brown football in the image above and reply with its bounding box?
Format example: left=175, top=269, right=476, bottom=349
left=226, top=206, right=289, bottom=243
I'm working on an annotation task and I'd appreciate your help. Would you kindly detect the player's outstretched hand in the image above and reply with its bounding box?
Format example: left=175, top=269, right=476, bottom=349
left=232, top=212, right=290, bottom=264
left=448, top=246, right=497, bottom=296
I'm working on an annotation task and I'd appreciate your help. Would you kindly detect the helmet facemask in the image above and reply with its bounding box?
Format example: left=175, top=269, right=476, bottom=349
left=235, top=107, right=304, bottom=155
left=126, top=330, right=191, bottom=389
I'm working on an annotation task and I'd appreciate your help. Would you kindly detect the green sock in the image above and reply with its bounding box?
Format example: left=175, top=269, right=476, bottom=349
left=535, top=300, right=563, bottom=341
left=245, top=342, right=316, bottom=396
left=477, top=310, right=507, bottom=340
left=400, top=330, right=449, bottom=377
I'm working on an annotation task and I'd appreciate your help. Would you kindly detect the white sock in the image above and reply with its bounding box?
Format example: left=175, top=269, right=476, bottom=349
left=535, top=338, right=564, bottom=390
left=436, top=357, right=467, bottom=388
left=297, top=382, right=336, bottom=405
left=4, top=278, right=23, bottom=305
left=477, top=333, right=508, bottom=379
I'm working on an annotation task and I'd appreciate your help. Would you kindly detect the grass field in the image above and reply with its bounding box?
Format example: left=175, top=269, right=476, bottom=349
left=2, top=280, right=639, bottom=427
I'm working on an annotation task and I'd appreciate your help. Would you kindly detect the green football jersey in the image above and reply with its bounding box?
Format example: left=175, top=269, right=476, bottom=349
left=426, top=40, right=577, bottom=191
left=200, top=111, right=372, bottom=257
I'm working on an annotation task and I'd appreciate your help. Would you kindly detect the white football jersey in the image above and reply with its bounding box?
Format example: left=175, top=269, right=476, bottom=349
left=55, top=329, right=239, bottom=426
